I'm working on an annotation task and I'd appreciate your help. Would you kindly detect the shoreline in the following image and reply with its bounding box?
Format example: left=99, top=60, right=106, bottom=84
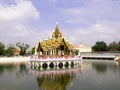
left=0, top=56, right=30, bottom=63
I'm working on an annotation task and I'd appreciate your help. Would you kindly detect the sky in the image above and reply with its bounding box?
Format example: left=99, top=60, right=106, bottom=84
left=0, top=0, right=120, bottom=48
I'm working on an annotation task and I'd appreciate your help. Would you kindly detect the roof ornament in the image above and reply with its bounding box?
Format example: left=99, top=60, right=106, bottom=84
left=56, top=15, right=59, bottom=24
left=56, top=21, right=58, bottom=25
left=55, top=15, right=59, bottom=28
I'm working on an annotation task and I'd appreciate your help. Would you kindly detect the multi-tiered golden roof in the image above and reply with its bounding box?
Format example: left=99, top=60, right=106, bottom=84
left=36, top=23, right=74, bottom=57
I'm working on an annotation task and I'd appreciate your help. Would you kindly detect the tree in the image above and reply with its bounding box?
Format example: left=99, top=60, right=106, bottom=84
left=117, top=41, right=120, bottom=51
left=92, top=41, right=107, bottom=51
left=0, top=42, right=5, bottom=55
left=5, top=44, right=16, bottom=56
left=31, top=47, right=35, bottom=54
left=16, top=42, right=29, bottom=55
left=74, top=49, right=79, bottom=55
left=107, top=41, right=120, bottom=51
left=107, top=41, right=118, bottom=51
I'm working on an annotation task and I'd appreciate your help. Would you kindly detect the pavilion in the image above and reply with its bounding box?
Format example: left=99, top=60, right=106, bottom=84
left=35, top=23, right=74, bottom=58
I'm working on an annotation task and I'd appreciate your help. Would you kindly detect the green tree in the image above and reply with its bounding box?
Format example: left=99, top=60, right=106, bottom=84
left=107, top=41, right=118, bottom=51
left=5, top=44, right=16, bottom=56
left=16, top=42, right=29, bottom=55
left=92, top=41, right=107, bottom=51
left=74, top=49, right=79, bottom=55
left=0, top=42, right=5, bottom=55
left=31, top=47, right=35, bottom=54
left=117, top=41, right=120, bottom=51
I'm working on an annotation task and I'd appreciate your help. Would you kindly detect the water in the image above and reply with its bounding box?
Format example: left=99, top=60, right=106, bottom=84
left=0, top=60, right=120, bottom=90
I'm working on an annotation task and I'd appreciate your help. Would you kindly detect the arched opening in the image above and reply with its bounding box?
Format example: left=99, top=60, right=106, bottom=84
left=38, top=64, right=41, bottom=69
left=42, top=63, right=48, bottom=69
left=65, top=62, right=69, bottom=68
left=58, top=62, right=63, bottom=69
left=71, top=62, right=74, bottom=68
left=49, top=62, right=54, bottom=69
left=34, top=63, right=37, bottom=69
left=30, top=66, right=33, bottom=69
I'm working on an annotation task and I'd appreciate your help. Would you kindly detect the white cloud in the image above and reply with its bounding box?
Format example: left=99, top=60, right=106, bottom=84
left=0, top=0, right=119, bottom=47
left=62, top=21, right=120, bottom=46
left=0, top=0, right=39, bottom=21
left=61, top=0, right=120, bottom=25
left=58, top=0, right=120, bottom=45
left=9, top=24, right=33, bottom=37
left=0, top=0, right=40, bottom=47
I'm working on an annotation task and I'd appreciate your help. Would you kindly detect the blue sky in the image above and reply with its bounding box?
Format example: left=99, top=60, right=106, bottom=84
left=0, top=0, right=120, bottom=48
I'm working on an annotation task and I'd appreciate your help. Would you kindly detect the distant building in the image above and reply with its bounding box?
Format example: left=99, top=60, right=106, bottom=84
left=14, top=49, right=20, bottom=55
left=35, top=23, right=74, bottom=57
left=74, top=43, right=92, bottom=53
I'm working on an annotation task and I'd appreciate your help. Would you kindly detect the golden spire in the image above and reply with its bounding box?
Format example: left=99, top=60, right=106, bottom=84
left=55, top=22, right=59, bottom=34
left=52, top=22, right=62, bottom=39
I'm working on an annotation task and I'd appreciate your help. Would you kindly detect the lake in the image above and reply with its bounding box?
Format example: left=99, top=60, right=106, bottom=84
left=0, top=60, right=120, bottom=90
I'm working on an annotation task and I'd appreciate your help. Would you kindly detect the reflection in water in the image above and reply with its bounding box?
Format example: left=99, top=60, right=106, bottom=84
left=16, top=63, right=29, bottom=78
left=30, top=68, right=82, bottom=90
left=0, top=61, right=120, bottom=90
left=0, top=63, right=29, bottom=78
left=37, top=73, right=74, bottom=90
left=0, top=63, right=16, bottom=76
left=92, top=61, right=120, bottom=74
left=92, top=62, right=107, bottom=74
left=108, top=62, right=120, bottom=73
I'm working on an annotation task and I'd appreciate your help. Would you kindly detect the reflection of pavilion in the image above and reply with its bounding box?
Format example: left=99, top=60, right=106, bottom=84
left=37, top=73, right=74, bottom=90
left=30, top=67, right=82, bottom=90
left=29, top=67, right=82, bottom=76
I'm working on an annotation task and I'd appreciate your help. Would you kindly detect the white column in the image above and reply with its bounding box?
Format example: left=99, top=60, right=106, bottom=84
left=50, top=49, right=52, bottom=55
left=34, top=47, right=37, bottom=55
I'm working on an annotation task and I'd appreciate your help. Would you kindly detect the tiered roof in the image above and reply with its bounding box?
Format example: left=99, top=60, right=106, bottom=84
left=37, top=23, right=73, bottom=51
